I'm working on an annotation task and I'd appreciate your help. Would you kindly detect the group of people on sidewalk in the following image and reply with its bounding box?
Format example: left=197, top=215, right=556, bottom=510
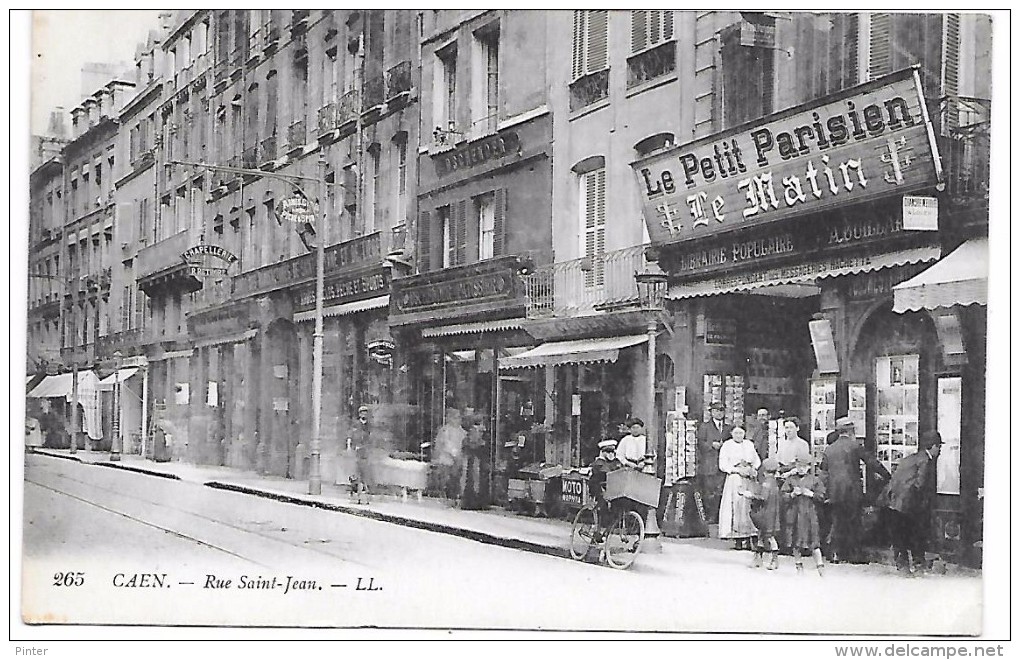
left=699, top=401, right=944, bottom=575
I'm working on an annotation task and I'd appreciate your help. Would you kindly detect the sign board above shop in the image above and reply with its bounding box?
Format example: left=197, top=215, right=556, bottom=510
left=631, top=68, right=943, bottom=245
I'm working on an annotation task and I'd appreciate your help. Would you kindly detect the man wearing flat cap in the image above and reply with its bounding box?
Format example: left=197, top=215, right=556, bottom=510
left=821, top=416, right=890, bottom=563
left=696, top=400, right=732, bottom=525
left=877, top=431, right=943, bottom=573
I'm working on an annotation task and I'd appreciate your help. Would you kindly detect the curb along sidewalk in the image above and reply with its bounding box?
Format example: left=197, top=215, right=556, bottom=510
left=29, top=447, right=595, bottom=561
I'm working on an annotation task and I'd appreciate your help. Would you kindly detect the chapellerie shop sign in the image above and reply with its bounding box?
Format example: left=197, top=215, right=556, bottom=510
left=631, top=68, right=943, bottom=245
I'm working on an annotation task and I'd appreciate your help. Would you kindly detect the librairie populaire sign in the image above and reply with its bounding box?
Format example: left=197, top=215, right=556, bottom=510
left=632, top=68, right=943, bottom=245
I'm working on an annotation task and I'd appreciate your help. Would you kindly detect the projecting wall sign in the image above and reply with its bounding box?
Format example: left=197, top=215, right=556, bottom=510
left=631, top=68, right=943, bottom=245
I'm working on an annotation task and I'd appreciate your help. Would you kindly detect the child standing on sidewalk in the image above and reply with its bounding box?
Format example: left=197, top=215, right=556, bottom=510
left=782, top=456, right=827, bottom=575
left=743, top=457, right=782, bottom=570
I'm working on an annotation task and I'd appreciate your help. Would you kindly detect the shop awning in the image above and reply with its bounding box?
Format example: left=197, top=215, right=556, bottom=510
left=293, top=295, right=390, bottom=323
left=421, top=318, right=524, bottom=338
left=27, top=371, right=98, bottom=399
left=892, top=238, right=988, bottom=313
left=97, top=368, right=140, bottom=391
left=498, top=334, right=649, bottom=369
left=667, top=245, right=941, bottom=300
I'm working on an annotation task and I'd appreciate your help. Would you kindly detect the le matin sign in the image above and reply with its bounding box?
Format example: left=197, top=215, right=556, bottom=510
left=631, top=68, right=943, bottom=245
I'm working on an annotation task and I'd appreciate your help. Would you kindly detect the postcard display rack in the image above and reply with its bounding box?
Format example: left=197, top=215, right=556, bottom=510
left=875, top=355, right=920, bottom=475
left=702, top=375, right=745, bottom=426
left=809, top=378, right=837, bottom=462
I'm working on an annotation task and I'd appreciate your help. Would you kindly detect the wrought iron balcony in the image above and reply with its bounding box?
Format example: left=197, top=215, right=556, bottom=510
left=386, top=60, right=412, bottom=98
left=242, top=145, right=259, bottom=169
left=287, top=119, right=306, bottom=151
left=337, top=89, right=359, bottom=126
left=317, top=102, right=336, bottom=134
left=260, top=135, right=277, bottom=163
left=362, top=75, right=385, bottom=111
left=626, top=40, right=676, bottom=89
left=569, top=68, right=610, bottom=113
left=522, top=245, right=651, bottom=319
left=938, top=97, right=990, bottom=206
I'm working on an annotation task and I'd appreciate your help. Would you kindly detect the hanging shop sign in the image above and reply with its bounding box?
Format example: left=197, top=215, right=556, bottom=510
left=632, top=68, right=942, bottom=245
left=181, top=244, right=238, bottom=264
left=277, top=194, right=317, bottom=225
left=902, top=195, right=938, bottom=231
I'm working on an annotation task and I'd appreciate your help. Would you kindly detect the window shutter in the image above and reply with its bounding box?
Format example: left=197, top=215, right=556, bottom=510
left=455, top=200, right=468, bottom=265
left=572, top=11, right=585, bottom=79
left=631, top=11, right=648, bottom=54
left=662, top=11, right=674, bottom=42
left=869, top=13, right=892, bottom=80
left=492, top=188, right=506, bottom=257
left=417, top=210, right=431, bottom=272
left=583, top=169, right=606, bottom=288
left=942, top=13, right=960, bottom=132
left=587, top=11, right=609, bottom=72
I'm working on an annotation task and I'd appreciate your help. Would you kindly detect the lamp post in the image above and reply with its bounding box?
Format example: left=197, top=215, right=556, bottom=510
left=168, top=157, right=343, bottom=496
left=635, top=266, right=669, bottom=553
left=110, top=350, right=122, bottom=461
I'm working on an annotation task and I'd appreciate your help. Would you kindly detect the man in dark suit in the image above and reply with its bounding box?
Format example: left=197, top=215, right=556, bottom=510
left=749, top=407, right=771, bottom=461
left=696, top=400, right=732, bottom=525
left=877, top=431, right=942, bottom=574
left=821, top=417, right=891, bottom=563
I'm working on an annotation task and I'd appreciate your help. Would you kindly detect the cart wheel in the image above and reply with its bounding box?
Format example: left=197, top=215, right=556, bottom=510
left=605, top=510, right=645, bottom=569
left=569, top=505, right=597, bottom=560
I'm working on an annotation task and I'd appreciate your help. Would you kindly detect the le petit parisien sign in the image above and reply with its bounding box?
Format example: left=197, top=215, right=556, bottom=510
left=631, top=68, right=943, bottom=245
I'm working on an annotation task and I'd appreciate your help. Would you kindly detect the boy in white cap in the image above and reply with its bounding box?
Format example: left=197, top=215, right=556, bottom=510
left=589, top=438, right=624, bottom=540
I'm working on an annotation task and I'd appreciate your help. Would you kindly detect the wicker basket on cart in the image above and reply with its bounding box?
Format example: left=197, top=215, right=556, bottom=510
left=605, top=469, right=662, bottom=508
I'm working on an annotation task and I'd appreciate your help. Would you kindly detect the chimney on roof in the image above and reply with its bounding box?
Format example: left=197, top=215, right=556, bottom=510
left=158, top=11, right=174, bottom=34
left=46, top=107, right=67, bottom=139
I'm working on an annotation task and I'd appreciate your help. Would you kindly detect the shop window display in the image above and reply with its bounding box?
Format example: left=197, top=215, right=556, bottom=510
left=809, top=378, right=836, bottom=462
left=875, top=354, right=920, bottom=474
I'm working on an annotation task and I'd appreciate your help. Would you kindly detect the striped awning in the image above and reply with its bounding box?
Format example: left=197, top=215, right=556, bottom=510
left=421, top=318, right=524, bottom=338
left=293, top=295, right=390, bottom=323
left=668, top=245, right=941, bottom=300
left=893, top=238, right=988, bottom=313
left=499, top=334, right=649, bottom=370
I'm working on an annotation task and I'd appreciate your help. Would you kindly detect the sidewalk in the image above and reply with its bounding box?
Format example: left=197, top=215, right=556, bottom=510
left=28, top=447, right=978, bottom=577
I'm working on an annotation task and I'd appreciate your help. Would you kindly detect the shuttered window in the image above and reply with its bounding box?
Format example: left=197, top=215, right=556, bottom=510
left=572, top=10, right=609, bottom=79
left=631, top=10, right=674, bottom=53
left=581, top=168, right=606, bottom=288
left=417, top=210, right=431, bottom=272
left=440, top=206, right=453, bottom=268
left=492, top=188, right=506, bottom=257
left=454, top=200, right=468, bottom=266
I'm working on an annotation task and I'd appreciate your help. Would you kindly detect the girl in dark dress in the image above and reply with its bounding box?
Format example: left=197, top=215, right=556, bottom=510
left=781, top=456, right=827, bottom=575
left=744, top=457, right=782, bottom=570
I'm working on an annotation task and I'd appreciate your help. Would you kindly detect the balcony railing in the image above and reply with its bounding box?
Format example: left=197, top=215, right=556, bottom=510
left=260, top=135, right=277, bottom=163
left=190, top=275, right=233, bottom=312
left=386, top=60, right=412, bottom=98
left=363, top=75, right=385, bottom=111
left=569, top=68, right=610, bottom=113
left=626, top=40, right=676, bottom=89
left=136, top=229, right=193, bottom=279
left=242, top=145, right=259, bottom=169
left=337, top=89, right=359, bottom=126
left=96, top=328, right=142, bottom=358
left=287, top=119, right=306, bottom=151
left=317, top=102, right=336, bottom=133
left=523, top=245, right=650, bottom=319
left=938, top=97, right=990, bottom=204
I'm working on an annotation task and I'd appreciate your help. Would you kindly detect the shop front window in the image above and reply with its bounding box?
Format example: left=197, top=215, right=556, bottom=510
left=936, top=376, right=962, bottom=495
